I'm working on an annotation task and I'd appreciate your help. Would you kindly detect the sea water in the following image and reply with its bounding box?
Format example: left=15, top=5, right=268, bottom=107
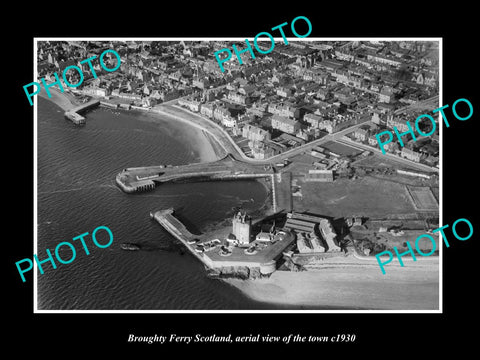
left=36, top=97, right=277, bottom=310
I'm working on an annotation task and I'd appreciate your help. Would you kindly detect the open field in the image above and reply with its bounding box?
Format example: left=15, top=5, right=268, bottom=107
left=352, top=153, right=410, bottom=169
left=406, top=186, right=439, bottom=211
left=321, top=141, right=363, bottom=156
left=293, top=176, right=416, bottom=218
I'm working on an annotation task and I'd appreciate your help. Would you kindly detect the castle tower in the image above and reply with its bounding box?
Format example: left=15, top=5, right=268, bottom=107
left=232, top=211, right=252, bottom=245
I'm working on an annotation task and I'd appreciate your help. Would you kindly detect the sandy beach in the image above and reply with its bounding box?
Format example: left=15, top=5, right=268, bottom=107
left=224, top=256, right=440, bottom=310
left=38, top=88, right=79, bottom=111
left=144, top=106, right=222, bottom=163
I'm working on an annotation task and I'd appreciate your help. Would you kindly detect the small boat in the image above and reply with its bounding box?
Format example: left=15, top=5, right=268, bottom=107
left=120, top=243, right=141, bottom=251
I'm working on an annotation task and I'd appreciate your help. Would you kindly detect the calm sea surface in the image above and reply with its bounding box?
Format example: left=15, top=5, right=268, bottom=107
left=37, top=97, right=279, bottom=310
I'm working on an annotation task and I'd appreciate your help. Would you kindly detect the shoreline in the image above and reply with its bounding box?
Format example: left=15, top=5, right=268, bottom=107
left=223, top=256, right=440, bottom=310
left=38, top=91, right=221, bottom=164
left=150, top=104, right=233, bottom=159
left=139, top=107, right=221, bottom=163
left=38, top=88, right=80, bottom=111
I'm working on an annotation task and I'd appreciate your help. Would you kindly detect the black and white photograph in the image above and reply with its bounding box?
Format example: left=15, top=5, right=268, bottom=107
left=6, top=4, right=478, bottom=354
left=32, top=38, right=441, bottom=311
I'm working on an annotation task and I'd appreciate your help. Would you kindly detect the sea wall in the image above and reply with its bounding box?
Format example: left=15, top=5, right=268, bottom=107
left=207, top=266, right=269, bottom=280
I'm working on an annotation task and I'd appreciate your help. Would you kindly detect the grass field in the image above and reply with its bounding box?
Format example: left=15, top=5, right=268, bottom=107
left=294, top=176, right=416, bottom=218
left=353, top=153, right=411, bottom=170
left=406, top=186, right=439, bottom=211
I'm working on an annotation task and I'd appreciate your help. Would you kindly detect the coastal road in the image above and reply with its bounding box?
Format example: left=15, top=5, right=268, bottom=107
left=155, top=100, right=438, bottom=174
left=262, top=121, right=370, bottom=163
left=159, top=102, right=370, bottom=165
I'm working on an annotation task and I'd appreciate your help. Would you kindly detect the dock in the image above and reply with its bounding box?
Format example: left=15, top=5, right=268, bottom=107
left=64, top=99, right=100, bottom=125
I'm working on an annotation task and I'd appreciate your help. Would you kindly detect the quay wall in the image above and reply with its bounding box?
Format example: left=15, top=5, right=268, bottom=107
left=151, top=210, right=208, bottom=266
left=64, top=99, right=100, bottom=125
left=115, top=173, right=155, bottom=193
left=115, top=174, right=136, bottom=193
left=115, top=166, right=272, bottom=193
left=100, top=101, right=119, bottom=109
left=160, top=172, right=270, bottom=183
left=64, top=111, right=85, bottom=125
left=72, top=99, right=100, bottom=114
left=203, top=258, right=277, bottom=274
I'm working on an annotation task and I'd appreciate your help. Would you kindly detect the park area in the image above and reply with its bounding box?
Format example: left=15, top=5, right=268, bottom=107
left=406, top=186, right=439, bottom=211
left=293, top=176, right=417, bottom=218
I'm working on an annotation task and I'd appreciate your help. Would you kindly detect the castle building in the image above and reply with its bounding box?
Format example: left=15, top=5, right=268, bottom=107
left=232, top=211, right=252, bottom=245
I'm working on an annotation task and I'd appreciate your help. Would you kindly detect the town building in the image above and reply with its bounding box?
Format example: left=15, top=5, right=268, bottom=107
left=268, top=102, right=299, bottom=119
left=353, top=128, right=369, bottom=141
left=276, top=86, right=293, bottom=98
left=242, top=124, right=271, bottom=142
left=284, top=212, right=339, bottom=252
left=226, top=91, right=251, bottom=105
left=379, top=86, right=394, bottom=103
left=401, top=147, right=422, bottom=162
left=249, top=141, right=276, bottom=159
left=296, top=233, right=314, bottom=253
left=319, top=218, right=340, bottom=251
left=387, top=114, right=411, bottom=132
left=296, top=232, right=327, bottom=253
left=304, top=169, right=334, bottom=182
left=200, top=102, right=215, bottom=118
left=178, top=97, right=201, bottom=112
left=271, top=115, right=301, bottom=135
left=304, top=113, right=323, bottom=128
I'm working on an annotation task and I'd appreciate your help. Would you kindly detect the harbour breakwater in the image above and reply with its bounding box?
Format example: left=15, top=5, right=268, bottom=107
left=150, top=208, right=294, bottom=279
left=115, top=154, right=273, bottom=194
left=116, top=153, right=293, bottom=214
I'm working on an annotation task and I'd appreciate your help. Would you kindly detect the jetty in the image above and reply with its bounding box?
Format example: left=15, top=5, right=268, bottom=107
left=64, top=99, right=100, bottom=124
left=116, top=154, right=272, bottom=193
left=150, top=208, right=206, bottom=264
